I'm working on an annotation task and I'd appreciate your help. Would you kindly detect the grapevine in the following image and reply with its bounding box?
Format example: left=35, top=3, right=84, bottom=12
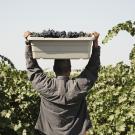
left=0, top=54, right=15, bottom=69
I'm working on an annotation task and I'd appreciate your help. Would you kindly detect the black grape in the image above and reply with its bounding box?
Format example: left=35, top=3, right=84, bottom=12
left=31, top=29, right=90, bottom=38
left=60, top=31, right=66, bottom=38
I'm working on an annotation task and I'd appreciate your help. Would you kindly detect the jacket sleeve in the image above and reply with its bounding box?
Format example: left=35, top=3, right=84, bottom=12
left=25, top=45, right=56, bottom=98
left=76, top=46, right=100, bottom=93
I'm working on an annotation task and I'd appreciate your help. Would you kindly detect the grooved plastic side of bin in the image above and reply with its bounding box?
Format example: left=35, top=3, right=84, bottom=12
left=28, top=37, right=94, bottom=59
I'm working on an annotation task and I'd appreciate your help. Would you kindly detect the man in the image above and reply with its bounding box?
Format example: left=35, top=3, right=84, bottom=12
left=24, top=31, right=100, bottom=135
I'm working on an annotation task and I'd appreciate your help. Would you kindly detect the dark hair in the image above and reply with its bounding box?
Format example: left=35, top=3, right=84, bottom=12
left=53, top=59, right=71, bottom=75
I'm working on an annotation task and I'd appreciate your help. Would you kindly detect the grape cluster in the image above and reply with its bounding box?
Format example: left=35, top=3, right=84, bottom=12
left=31, top=29, right=90, bottom=38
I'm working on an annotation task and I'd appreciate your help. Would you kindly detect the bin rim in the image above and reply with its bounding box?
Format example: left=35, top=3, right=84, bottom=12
left=27, top=36, right=95, bottom=41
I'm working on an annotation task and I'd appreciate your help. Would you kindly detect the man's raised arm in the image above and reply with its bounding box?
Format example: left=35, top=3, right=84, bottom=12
left=78, top=32, right=101, bottom=89
left=24, top=31, right=54, bottom=97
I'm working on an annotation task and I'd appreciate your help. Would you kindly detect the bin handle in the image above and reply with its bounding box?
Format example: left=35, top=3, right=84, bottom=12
left=90, top=35, right=96, bottom=41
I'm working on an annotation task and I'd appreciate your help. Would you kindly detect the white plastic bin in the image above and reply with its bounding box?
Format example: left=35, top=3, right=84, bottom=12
left=27, top=36, right=95, bottom=59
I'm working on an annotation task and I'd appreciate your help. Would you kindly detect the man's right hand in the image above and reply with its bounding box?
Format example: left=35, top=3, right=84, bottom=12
left=92, top=32, right=100, bottom=48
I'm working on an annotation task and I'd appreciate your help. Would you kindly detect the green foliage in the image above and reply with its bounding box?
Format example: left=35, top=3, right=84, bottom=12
left=102, top=20, right=135, bottom=44
left=0, top=61, right=40, bottom=135
left=130, top=44, right=135, bottom=69
left=87, top=61, right=135, bottom=135
left=88, top=19, right=135, bottom=134
left=0, top=54, right=15, bottom=69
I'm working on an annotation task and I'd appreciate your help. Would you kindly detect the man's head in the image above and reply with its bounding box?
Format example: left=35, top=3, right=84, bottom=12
left=53, top=59, right=71, bottom=76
